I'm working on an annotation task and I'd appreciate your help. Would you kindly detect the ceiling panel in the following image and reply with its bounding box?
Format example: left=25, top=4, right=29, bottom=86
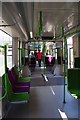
left=0, top=2, right=79, bottom=42
left=2, top=2, right=29, bottom=40
left=33, top=2, right=78, bottom=38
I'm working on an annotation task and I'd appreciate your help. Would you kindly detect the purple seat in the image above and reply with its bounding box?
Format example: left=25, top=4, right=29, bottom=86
left=8, top=71, right=30, bottom=93
left=11, top=68, right=30, bottom=87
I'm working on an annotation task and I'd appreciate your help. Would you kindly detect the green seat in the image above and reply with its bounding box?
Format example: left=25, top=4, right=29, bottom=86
left=2, top=74, right=30, bottom=102
left=68, top=68, right=80, bottom=99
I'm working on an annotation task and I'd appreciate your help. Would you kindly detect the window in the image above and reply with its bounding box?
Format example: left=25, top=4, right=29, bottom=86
left=0, top=30, right=12, bottom=76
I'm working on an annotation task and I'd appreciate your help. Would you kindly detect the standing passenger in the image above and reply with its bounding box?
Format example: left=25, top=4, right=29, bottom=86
left=37, top=50, right=42, bottom=67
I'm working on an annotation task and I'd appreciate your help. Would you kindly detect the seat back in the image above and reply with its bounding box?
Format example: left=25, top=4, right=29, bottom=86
left=68, top=68, right=80, bottom=91
left=11, top=67, right=30, bottom=87
left=8, top=71, right=15, bottom=85
left=11, top=67, right=18, bottom=81
left=68, top=68, right=80, bottom=98
left=7, top=71, right=16, bottom=91
left=68, top=68, right=80, bottom=97
left=13, top=65, right=19, bottom=77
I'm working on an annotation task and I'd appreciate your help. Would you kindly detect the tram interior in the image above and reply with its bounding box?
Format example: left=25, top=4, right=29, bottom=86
left=0, top=1, right=80, bottom=119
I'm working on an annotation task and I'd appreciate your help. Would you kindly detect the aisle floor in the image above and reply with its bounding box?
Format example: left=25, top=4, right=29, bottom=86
left=5, top=64, right=79, bottom=119
left=6, top=86, right=78, bottom=118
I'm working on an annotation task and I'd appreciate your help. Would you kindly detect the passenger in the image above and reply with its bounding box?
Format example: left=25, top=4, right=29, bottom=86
left=46, top=50, right=49, bottom=55
left=34, top=50, right=37, bottom=59
left=37, top=50, right=42, bottom=67
left=31, top=52, right=35, bottom=58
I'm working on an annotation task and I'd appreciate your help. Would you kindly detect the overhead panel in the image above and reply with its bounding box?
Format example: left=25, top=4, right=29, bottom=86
left=0, top=1, right=2, bottom=26
left=33, top=2, right=78, bottom=40
left=22, top=2, right=34, bottom=38
left=1, top=2, right=79, bottom=42
left=15, top=2, right=34, bottom=39
left=2, top=2, right=28, bottom=40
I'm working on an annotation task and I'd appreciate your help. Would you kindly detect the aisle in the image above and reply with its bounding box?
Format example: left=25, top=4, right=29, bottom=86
left=5, top=64, right=78, bottom=118
left=30, top=63, right=65, bottom=87
left=30, top=65, right=44, bottom=87
left=6, top=86, right=78, bottom=118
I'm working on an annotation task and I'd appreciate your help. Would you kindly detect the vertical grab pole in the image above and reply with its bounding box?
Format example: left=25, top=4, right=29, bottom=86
left=21, top=48, right=23, bottom=68
left=60, top=48, right=62, bottom=65
left=19, top=41, right=21, bottom=68
left=64, top=36, right=67, bottom=103
left=0, top=45, right=7, bottom=100
left=28, top=45, right=30, bottom=63
left=4, top=45, right=7, bottom=98
left=43, top=42, right=46, bottom=75
left=20, top=48, right=22, bottom=68
left=39, top=11, right=46, bottom=76
left=21, top=47, right=23, bottom=66
left=39, top=10, right=47, bottom=75
left=24, top=47, right=25, bottom=65
left=39, top=11, right=42, bottom=39
left=20, top=48, right=21, bottom=68
left=62, top=26, right=66, bottom=103
left=22, top=47, right=25, bottom=66
left=22, top=44, right=25, bottom=65
left=69, top=48, right=71, bottom=68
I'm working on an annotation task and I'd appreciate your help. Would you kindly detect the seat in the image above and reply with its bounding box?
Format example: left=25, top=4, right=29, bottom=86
left=68, top=68, right=80, bottom=99
left=12, top=66, right=31, bottom=82
left=11, top=68, right=31, bottom=86
left=2, top=73, right=30, bottom=102
left=7, top=70, right=30, bottom=93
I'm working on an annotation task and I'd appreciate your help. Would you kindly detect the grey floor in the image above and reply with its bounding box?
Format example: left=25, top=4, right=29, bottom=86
left=5, top=64, right=80, bottom=119
left=6, top=86, right=78, bottom=118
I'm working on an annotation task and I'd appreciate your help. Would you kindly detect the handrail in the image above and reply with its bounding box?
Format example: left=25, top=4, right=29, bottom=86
left=56, top=23, right=80, bottom=40
left=0, top=45, right=4, bottom=48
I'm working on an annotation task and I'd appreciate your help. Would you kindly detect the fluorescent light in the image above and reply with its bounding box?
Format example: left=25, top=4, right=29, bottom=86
left=30, top=32, right=33, bottom=38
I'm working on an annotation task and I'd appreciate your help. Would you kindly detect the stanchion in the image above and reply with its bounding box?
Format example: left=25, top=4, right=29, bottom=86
left=62, top=27, right=66, bottom=103
left=0, top=45, right=7, bottom=100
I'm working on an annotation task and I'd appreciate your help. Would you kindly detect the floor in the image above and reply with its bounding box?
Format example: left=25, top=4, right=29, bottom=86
left=6, top=86, right=78, bottom=118
left=3, top=63, right=80, bottom=119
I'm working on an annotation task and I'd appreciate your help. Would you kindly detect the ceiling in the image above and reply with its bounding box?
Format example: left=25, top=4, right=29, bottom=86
left=0, top=2, right=79, bottom=41
left=34, top=2, right=78, bottom=38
